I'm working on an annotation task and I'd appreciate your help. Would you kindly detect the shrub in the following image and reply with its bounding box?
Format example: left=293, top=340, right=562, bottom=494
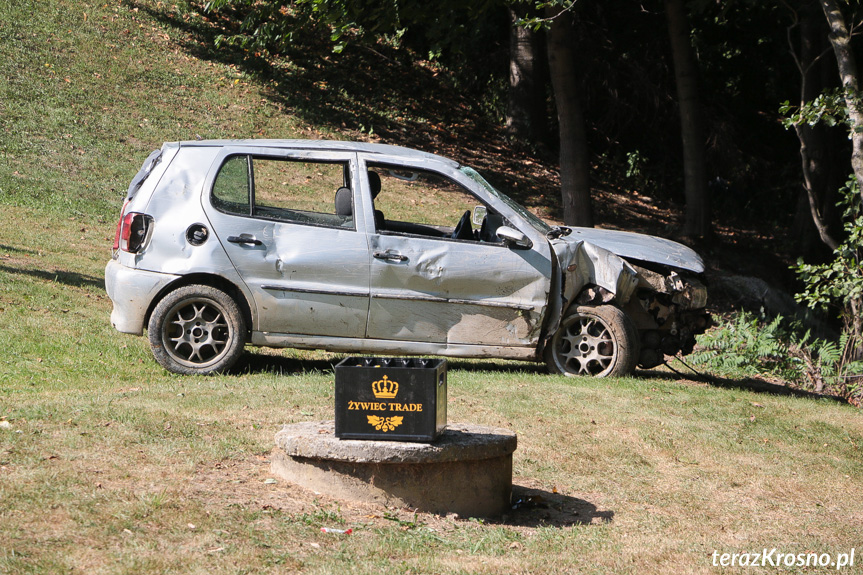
left=793, top=177, right=863, bottom=405
left=691, top=312, right=799, bottom=382
left=692, top=311, right=863, bottom=404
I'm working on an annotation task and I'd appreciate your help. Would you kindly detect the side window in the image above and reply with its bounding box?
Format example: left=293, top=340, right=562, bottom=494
left=212, top=155, right=251, bottom=215
left=211, top=155, right=353, bottom=229
left=368, top=164, right=505, bottom=243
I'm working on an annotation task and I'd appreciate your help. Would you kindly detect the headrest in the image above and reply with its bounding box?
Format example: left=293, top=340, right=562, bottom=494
left=334, top=187, right=352, bottom=216
left=368, top=171, right=381, bottom=198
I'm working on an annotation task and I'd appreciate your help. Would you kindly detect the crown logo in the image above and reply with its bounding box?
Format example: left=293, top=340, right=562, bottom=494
left=371, top=375, right=399, bottom=399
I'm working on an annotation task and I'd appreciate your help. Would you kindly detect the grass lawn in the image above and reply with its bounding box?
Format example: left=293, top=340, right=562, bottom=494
left=2, top=1, right=863, bottom=573
left=1, top=202, right=862, bottom=574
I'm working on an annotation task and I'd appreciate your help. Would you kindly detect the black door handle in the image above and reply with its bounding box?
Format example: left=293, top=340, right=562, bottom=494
left=227, top=235, right=263, bottom=246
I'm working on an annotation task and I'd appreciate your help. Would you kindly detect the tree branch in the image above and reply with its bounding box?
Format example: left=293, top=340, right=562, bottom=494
left=793, top=124, right=841, bottom=250
left=516, top=0, right=579, bottom=29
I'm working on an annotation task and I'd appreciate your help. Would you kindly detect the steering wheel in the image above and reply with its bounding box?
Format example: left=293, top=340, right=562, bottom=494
left=452, top=210, right=473, bottom=240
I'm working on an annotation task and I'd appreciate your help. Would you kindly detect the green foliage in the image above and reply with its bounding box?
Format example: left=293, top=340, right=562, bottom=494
left=625, top=150, right=647, bottom=180
left=693, top=310, right=863, bottom=402
left=781, top=82, right=863, bottom=400
left=691, top=312, right=798, bottom=380
left=203, top=0, right=499, bottom=57
left=793, top=177, right=863, bottom=312
left=779, top=88, right=856, bottom=130
left=792, top=330, right=863, bottom=394
left=513, top=0, right=576, bottom=31
left=792, top=177, right=863, bottom=400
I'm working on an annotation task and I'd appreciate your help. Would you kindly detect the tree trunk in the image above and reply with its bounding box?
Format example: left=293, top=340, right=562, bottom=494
left=791, top=2, right=838, bottom=254
left=819, top=0, right=863, bottom=377
left=506, top=6, right=547, bottom=144
left=665, top=0, right=710, bottom=237
left=820, top=0, right=863, bottom=206
left=546, top=6, right=593, bottom=227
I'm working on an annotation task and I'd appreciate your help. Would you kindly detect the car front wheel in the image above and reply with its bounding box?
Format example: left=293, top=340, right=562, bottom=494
left=148, top=285, right=246, bottom=375
left=545, top=304, right=639, bottom=377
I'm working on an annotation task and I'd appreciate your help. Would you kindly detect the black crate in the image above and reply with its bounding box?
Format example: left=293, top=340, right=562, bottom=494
left=334, top=357, right=447, bottom=442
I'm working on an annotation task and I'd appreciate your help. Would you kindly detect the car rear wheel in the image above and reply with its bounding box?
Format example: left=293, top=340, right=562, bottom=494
left=545, top=305, right=639, bottom=377
left=148, top=285, right=246, bottom=375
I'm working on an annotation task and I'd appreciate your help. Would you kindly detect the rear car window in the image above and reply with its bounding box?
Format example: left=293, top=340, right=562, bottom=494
left=126, top=149, right=163, bottom=199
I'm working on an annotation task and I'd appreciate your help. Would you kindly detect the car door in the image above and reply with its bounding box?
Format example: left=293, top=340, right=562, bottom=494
left=202, top=148, right=371, bottom=338
left=359, top=156, right=552, bottom=348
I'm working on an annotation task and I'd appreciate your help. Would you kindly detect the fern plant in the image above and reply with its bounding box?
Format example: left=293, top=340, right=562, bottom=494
left=693, top=312, right=863, bottom=404
left=690, top=312, right=801, bottom=381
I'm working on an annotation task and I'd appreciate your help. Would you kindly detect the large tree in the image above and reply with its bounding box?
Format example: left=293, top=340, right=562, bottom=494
left=506, top=3, right=547, bottom=144
left=545, top=4, right=593, bottom=226
left=820, top=0, right=863, bottom=205
left=665, top=0, right=710, bottom=237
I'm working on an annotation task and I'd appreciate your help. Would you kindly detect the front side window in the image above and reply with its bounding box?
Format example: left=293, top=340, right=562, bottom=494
left=460, top=166, right=552, bottom=235
left=368, top=163, right=508, bottom=243
left=211, top=155, right=353, bottom=229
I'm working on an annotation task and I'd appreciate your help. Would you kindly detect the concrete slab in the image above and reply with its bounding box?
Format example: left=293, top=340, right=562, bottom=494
left=271, top=421, right=517, bottom=518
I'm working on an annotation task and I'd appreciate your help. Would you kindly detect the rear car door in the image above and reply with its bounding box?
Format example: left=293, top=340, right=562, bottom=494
left=202, top=148, right=371, bottom=338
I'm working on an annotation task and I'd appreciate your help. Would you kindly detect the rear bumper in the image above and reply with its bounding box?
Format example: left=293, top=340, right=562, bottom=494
left=105, top=259, right=180, bottom=335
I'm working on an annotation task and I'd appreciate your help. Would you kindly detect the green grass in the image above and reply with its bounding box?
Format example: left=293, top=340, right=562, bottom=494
left=2, top=1, right=863, bottom=574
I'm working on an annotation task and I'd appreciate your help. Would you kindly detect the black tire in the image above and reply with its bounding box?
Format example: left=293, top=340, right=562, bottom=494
left=544, top=305, right=639, bottom=377
left=147, top=284, right=246, bottom=375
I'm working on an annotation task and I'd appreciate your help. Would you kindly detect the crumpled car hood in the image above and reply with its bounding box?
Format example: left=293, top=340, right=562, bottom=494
left=564, top=227, right=705, bottom=274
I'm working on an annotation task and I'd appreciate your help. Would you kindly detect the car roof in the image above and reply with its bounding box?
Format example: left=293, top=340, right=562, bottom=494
left=172, top=139, right=459, bottom=168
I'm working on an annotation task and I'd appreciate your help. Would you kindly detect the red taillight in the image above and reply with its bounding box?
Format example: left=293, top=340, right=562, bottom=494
left=120, top=212, right=137, bottom=249
left=112, top=200, right=129, bottom=251
left=113, top=204, right=152, bottom=254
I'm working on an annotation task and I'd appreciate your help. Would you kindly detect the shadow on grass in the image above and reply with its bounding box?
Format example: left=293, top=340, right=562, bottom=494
left=233, top=353, right=339, bottom=376
left=0, top=263, right=103, bottom=290
left=129, top=1, right=561, bottom=217
left=499, top=484, right=614, bottom=527
left=237, top=351, right=850, bottom=406
left=0, top=244, right=38, bottom=255
left=640, top=367, right=849, bottom=404
left=234, top=351, right=549, bottom=377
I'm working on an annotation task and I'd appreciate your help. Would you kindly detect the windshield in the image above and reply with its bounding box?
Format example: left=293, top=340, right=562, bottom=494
left=460, top=167, right=552, bottom=235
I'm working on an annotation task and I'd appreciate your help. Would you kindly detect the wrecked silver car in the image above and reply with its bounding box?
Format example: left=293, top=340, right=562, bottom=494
left=105, top=140, right=710, bottom=376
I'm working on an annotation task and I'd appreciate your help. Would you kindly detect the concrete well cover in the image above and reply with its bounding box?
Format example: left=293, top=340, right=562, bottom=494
left=271, top=421, right=517, bottom=517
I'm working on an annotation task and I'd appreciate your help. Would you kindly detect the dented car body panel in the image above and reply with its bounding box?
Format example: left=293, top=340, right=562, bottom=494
left=201, top=147, right=372, bottom=338
left=564, top=227, right=705, bottom=274
left=551, top=237, right=641, bottom=307
left=358, top=151, right=553, bottom=349
left=105, top=139, right=710, bottom=375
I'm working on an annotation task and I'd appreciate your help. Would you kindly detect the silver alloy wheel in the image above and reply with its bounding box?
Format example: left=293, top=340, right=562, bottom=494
left=148, top=285, right=246, bottom=375
left=162, top=297, right=231, bottom=368
left=545, top=305, right=638, bottom=377
left=558, top=316, right=615, bottom=376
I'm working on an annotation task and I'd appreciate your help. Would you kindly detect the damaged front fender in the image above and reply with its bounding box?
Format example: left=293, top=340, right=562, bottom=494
left=552, top=237, right=640, bottom=312
left=539, top=237, right=640, bottom=353
left=544, top=233, right=711, bottom=369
